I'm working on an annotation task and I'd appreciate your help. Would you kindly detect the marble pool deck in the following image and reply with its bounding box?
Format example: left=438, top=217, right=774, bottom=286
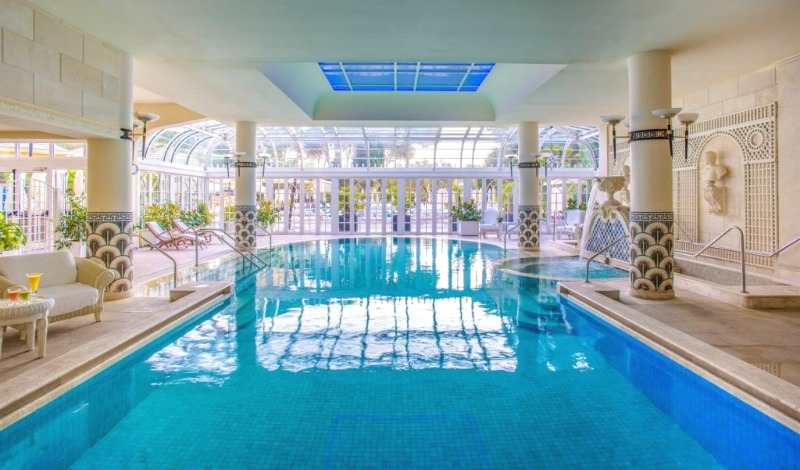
left=1, top=234, right=799, bottom=430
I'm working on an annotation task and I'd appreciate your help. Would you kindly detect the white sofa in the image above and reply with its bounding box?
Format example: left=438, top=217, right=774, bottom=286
left=0, top=250, right=115, bottom=325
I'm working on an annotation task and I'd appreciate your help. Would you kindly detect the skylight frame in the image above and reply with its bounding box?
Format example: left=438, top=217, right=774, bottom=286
left=319, top=62, right=494, bottom=92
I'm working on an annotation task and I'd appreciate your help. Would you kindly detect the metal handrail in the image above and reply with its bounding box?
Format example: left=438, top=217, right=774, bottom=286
left=139, top=239, right=179, bottom=288
left=766, top=233, right=800, bottom=257
left=502, top=222, right=521, bottom=251
left=584, top=235, right=628, bottom=284
left=693, top=225, right=747, bottom=293
left=253, top=222, right=273, bottom=249
left=200, top=228, right=268, bottom=270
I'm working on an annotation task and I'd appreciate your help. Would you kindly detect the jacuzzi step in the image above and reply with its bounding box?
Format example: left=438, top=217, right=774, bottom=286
left=676, top=273, right=800, bottom=309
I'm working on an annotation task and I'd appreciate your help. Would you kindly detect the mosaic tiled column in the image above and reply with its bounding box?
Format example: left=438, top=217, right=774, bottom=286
left=517, top=122, right=540, bottom=251
left=518, top=204, right=540, bottom=249
left=235, top=121, right=257, bottom=250
left=235, top=205, right=257, bottom=250
left=87, top=212, right=134, bottom=293
left=627, top=51, right=675, bottom=299
left=629, top=212, right=674, bottom=294
left=86, top=53, right=135, bottom=299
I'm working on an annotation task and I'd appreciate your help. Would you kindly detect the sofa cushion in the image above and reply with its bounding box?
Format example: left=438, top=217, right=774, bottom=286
left=38, top=283, right=98, bottom=318
left=0, top=251, right=78, bottom=288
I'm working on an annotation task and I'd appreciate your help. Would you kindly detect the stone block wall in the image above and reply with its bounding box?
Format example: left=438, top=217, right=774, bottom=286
left=0, top=0, right=123, bottom=126
left=675, top=56, right=800, bottom=282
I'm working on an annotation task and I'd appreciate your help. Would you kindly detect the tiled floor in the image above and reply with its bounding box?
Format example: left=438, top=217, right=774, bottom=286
left=1, top=233, right=799, bottom=424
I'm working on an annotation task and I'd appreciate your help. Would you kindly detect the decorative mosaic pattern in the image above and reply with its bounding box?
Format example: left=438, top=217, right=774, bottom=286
left=672, top=169, right=698, bottom=246
left=584, top=212, right=630, bottom=263
left=234, top=205, right=256, bottom=250
left=629, top=212, right=674, bottom=293
left=517, top=204, right=539, bottom=249
left=671, top=103, right=777, bottom=262
left=86, top=212, right=133, bottom=293
left=613, top=104, right=777, bottom=266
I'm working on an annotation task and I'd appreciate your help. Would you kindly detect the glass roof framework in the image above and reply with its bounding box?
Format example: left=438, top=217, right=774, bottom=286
left=319, top=62, right=495, bottom=92
left=143, top=121, right=599, bottom=172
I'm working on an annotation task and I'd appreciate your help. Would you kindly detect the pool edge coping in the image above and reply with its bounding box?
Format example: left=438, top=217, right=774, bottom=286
left=0, top=281, right=234, bottom=430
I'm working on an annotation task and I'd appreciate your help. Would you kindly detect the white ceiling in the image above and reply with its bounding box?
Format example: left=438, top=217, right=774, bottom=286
left=17, top=0, right=800, bottom=129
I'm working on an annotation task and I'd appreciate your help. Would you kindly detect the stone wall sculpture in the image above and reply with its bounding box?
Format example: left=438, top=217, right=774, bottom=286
left=701, top=150, right=728, bottom=214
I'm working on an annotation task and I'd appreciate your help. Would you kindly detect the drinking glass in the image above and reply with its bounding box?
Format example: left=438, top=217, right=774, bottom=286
left=26, top=273, right=42, bottom=299
left=7, top=288, right=20, bottom=301
left=19, top=289, right=30, bottom=301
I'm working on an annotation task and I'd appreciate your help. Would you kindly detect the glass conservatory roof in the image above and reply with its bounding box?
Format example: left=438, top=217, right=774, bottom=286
left=319, top=62, right=494, bottom=92
left=142, top=121, right=599, bottom=171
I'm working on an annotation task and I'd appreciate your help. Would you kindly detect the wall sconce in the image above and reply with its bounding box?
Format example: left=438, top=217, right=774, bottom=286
left=601, top=109, right=698, bottom=162
left=530, top=153, right=556, bottom=177
left=126, top=111, right=160, bottom=174
left=224, top=152, right=267, bottom=177
left=504, top=154, right=518, bottom=177
left=258, top=155, right=269, bottom=178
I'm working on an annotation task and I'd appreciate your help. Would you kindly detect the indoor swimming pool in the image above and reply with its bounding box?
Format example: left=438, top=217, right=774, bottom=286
left=1, top=238, right=797, bottom=469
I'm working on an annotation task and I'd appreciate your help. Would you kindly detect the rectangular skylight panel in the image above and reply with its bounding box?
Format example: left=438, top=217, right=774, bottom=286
left=348, top=71, right=394, bottom=86
left=319, top=62, right=494, bottom=91
left=397, top=72, right=416, bottom=86
left=417, top=72, right=462, bottom=87
left=461, top=73, right=489, bottom=87
left=325, top=71, right=349, bottom=87
left=352, top=85, right=395, bottom=91
left=416, top=85, right=459, bottom=92
left=343, top=63, right=394, bottom=72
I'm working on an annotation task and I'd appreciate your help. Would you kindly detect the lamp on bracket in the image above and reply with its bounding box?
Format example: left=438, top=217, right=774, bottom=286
left=224, top=152, right=264, bottom=177
left=126, top=111, right=160, bottom=174
left=601, top=108, right=698, bottom=162
left=504, top=154, right=518, bottom=178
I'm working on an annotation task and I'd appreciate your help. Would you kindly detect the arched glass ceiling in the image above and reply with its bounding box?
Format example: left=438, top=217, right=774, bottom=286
left=143, top=121, right=599, bottom=171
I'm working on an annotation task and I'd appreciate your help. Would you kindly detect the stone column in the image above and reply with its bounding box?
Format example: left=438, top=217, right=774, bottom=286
left=86, top=54, right=134, bottom=299
left=235, top=121, right=257, bottom=250
left=627, top=51, right=675, bottom=299
left=517, top=122, right=540, bottom=250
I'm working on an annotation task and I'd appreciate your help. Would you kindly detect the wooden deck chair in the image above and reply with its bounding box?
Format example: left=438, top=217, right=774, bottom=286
left=172, top=218, right=214, bottom=244
left=145, top=221, right=189, bottom=250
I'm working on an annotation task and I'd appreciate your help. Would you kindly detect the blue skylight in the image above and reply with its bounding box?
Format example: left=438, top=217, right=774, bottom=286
left=319, top=62, right=494, bottom=92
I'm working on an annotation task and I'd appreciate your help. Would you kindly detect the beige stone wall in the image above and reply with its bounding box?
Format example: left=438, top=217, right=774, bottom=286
left=0, top=0, right=123, bottom=125
left=775, top=55, right=800, bottom=279
left=675, top=66, right=777, bottom=120
left=676, top=56, right=800, bottom=281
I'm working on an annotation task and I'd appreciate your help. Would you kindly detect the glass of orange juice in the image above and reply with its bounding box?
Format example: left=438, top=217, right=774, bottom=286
left=26, top=273, right=42, bottom=299
left=7, top=288, right=20, bottom=301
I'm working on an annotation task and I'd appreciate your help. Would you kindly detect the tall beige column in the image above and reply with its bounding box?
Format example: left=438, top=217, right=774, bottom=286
left=235, top=121, right=257, bottom=250
left=517, top=122, right=540, bottom=250
left=628, top=51, right=675, bottom=299
left=86, top=53, right=134, bottom=299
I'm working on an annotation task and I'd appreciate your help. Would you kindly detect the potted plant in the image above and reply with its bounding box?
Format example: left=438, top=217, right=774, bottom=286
left=0, top=212, right=26, bottom=253
left=54, top=194, right=87, bottom=256
left=450, top=200, right=481, bottom=236
left=257, top=198, right=280, bottom=230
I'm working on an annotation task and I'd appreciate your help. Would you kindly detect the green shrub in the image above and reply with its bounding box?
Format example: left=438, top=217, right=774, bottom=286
left=450, top=200, right=481, bottom=221
left=54, top=194, right=87, bottom=250
left=143, top=202, right=180, bottom=228
left=0, top=213, right=26, bottom=252
left=257, top=199, right=280, bottom=226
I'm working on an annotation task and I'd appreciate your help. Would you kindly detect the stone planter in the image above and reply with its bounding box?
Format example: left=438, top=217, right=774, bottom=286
left=459, top=220, right=479, bottom=236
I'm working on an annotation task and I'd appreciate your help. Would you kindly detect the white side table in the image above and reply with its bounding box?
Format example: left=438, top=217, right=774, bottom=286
left=0, top=297, right=55, bottom=360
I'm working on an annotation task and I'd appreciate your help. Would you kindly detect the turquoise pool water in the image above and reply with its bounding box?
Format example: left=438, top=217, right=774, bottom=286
left=500, top=255, right=628, bottom=280
left=2, top=238, right=798, bottom=469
